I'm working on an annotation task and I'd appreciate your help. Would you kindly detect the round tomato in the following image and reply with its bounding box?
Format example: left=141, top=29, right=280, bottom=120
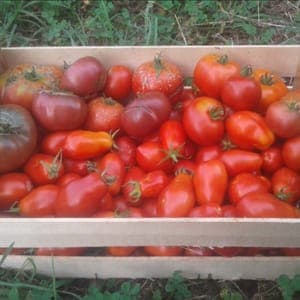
left=261, top=145, right=284, bottom=175
left=282, top=136, right=300, bottom=172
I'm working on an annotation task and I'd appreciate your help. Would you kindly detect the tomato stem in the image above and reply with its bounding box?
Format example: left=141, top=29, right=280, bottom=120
left=260, top=73, right=275, bottom=86
left=286, top=100, right=300, bottom=112
left=153, top=54, right=165, bottom=77
left=24, top=66, right=41, bottom=82
left=217, top=55, right=228, bottom=65
left=276, top=187, right=291, bottom=201
left=0, top=123, right=21, bottom=135
left=240, top=65, right=253, bottom=77
left=208, top=106, right=225, bottom=121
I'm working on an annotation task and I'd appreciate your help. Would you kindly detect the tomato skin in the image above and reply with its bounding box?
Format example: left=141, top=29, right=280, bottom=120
left=193, top=159, right=228, bottom=205
left=184, top=247, right=215, bottom=256
left=55, top=172, right=108, bottom=217
left=226, top=111, right=274, bottom=151
left=144, top=246, right=183, bottom=256
left=188, top=203, right=223, bottom=217
left=195, top=145, right=222, bottom=163
left=62, top=130, right=113, bottom=160
left=222, top=205, right=238, bottom=217
left=281, top=248, right=300, bottom=256
left=261, top=145, right=284, bottom=175
left=41, top=131, right=68, bottom=155
left=282, top=136, right=300, bottom=172
left=228, top=173, right=271, bottom=205
left=0, top=104, right=37, bottom=173
left=157, top=172, right=195, bottom=217
left=63, top=158, right=90, bottom=176
left=183, top=97, right=225, bottom=146
left=271, top=168, right=300, bottom=204
left=106, top=246, right=137, bottom=257
left=0, top=173, right=33, bottom=211
left=56, top=173, right=81, bottom=187
left=19, top=185, right=59, bottom=217
left=112, top=195, right=130, bottom=212
left=141, top=198, right=158, bottom=217
left=114, top=136, right=136, bottom=168
left=213, top=247, right=244, bottom=257
left=193, top=54, right=240, bottom=99
left=36, top=247, right=86, bottom=256
left=236, top=192, right=298, bottom=218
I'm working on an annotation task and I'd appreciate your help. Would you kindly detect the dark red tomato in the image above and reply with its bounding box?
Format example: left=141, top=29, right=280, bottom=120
left=63, top=158, right=89, bottom=176
left=226, top=111, right=274, bottom=151
left=0, top=104, right=37, bottom=173
left=121, top=91, right=171, bottom=138
left=228, top=173, right=271, bottom=205
left=141, top=198, right=158, bottom=217
left=221, top=149, right=263, bottom=177
left=36, top=247, right=86, bottom=256
left=188, top=203, right=223, bottom=217
left=0, top=173, right=33, bottom=211
left=19, top=185, right=59, bottom=217
left=144, top=246, right=183, bottom=256
left=132, top=56, right=183, bottom=98
left=195, top=145, right=222, bottom=163
left=55, top=172, right=108, bottom=217
left=222, top=205, right=238, bottom=217
left=56, top=173, right=81, bottom=186
left=174, top=160, right=196, bottom=176
left=32, top=92, right=87, bottom=131
left=193, top=159, right=228, bottom=205
left=103, top=65, right=132, bottom=101
left=184, top=247, right=214, bottom=256
left=24, top=152, right=64, bottom=186
left=157, top=172, right=195, bottom=217
left=85, top=97, right=124, bottom=132
left=183, top=97, right=225, bottom=146
left=60, top=56, right=106, bottom=98
left=213, top=247, right=244, bottom=257
left=114, top=136, right=136, bottom=168
left=282, top=136, right=300, bottom=172
left=136, top=141, right=173, bottom=173
left=281, top=248, right=300, bottom=256
left=271, top=168, right=300, bottom=204
left=236, top=192, right=298, bottom=218
left=261, top=145, right=284, bottom=175
left=41, top=131, right=68, bottom=155
left=193, top=54, right=240, bottom=99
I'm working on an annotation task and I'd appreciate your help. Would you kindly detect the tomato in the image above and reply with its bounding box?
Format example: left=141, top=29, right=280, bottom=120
left=221, top=149, right=263, bottom=177
left=282, top=136, right=300, bottom=172
left=63, top=158, right=89, bottom=176
left=56, top=173, right=81, bottom=187
left=141, top=198, right=158, bottom=217
left=103, top=65, right=132, bottom=101
left=184, top=247, right=214, bottom=256
left=60, top=56, right=106, bottom=98
left=157, top=172, right=195, bottom=217
left=55, top=172, right=108, bottom=217
left=222, top=205, right=238, bottom=217
left=271, top=168, right=300, bottom=204
left=183, top=97, right=225, bottom=146
left=0, top=173, right=33, bottom=211
left=62, top=130, right=113, bottom=160
left=32, top=92, right=87, bottom=131
left=114, top=136, right=136, bottom=168
left=228, top=173, right=271, bottom=205
left=144, top=246, right=183, bottom=256
left=112, top=195, right=130, bottom=212
left=84, top=97, right=124, bottom=132
left=221, top=67, right=261, bottom=111
left=41, top=131, right=68, bottom=155
left=188, top=204, right=223, bottom=217
left=236, top=192, right=298, bottom=218
left=121, top=91, right=171, bottom=138
left=36, top=247, right=86, bottom=256
left=226, top=111, right=274, bottom=151
left=253, top=69, right=288, bottom=113
left=261, top=145, right=284, bottom=175
left=132, top=55, right=183, bottom=98
left=195, top=145, right=222, bottom=163
left=193, top=159, right=228, bottom=205
left=281, top=248, right=300, bottom=256
left=96, top=192, right=114, bottom=212
left=24, top=152, right=64, bottom=185
left=265, top=97, right=300, bottom=138
left=174, top=160, right=196, bottom=176
left=1, top=64, right=62, bottom=111
left=193, top=54, right=240, bottom=99
left=19, top=185, right=59, bottom=217
left=213, top=247, right=244, bottom=257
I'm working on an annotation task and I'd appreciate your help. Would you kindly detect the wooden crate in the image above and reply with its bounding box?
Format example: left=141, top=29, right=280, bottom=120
left=0, top=46, right=300, bottom=280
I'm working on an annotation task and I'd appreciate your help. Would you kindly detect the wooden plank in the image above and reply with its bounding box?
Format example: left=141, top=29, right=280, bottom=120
left=3, top=255, right=300, bottom=280
left=0, top=218, right=299, bottom=248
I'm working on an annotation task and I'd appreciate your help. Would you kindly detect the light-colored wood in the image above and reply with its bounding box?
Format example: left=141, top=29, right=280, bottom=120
left=0, top=218, right=299, bottom=248
left=3, top=255, right=300, bottom=280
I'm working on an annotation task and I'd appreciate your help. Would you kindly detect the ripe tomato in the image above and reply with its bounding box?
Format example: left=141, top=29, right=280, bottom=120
left=114, top=136, right=136, bottom=168
left=271, top=168, right=300, bottom=204
left=188, top=203, right=223, bottom=217
left=226, top=111, right=274, bottom=151
left=36, top=247, right=86, bottom=256
left=56, top=173, right=81, bottom=186
left=157, top=172, right=195, bottom=217
left=193, top=159, right=228, bottom=205
left=141, top=198, right=158, bottom=217
left=213, top=247, right=244, bottom=257
left=97, top=192, right=114, bottom=212
left=0, top=173, right=33, bottom=211
left=282, top=136, right=300, bottom=172
left=261, top=145, right=284, bottom=175
left=184, top=247, right=214, bottom=256
left=281, top=248, right=300, bottom=256
left=132, top=56, right=183, bottom=98
left=222, top=205, right=238, bottom=217
left=193, top=54, right=240, bottom=99
left=195, top=145, right=222, bottom=163
left=85, top=97, right=124, bottom=132
left=41, top=131, right=68, bottom=155
left=0, top=105, right=37, bottom=173
left=253, top=69, right=288, bottom=113
left=183, top=97, right=225, bottom=146
left=173, top=160, right=196, bottom=176
left=60, top=56, right=106, bottom=97
left=103, top=65, right=132, bottom=101
left=32, top=92, right=87, bottom=132
left=144, top=246, right=183, bottom=256
left=63, top=158, right=90, bottom=176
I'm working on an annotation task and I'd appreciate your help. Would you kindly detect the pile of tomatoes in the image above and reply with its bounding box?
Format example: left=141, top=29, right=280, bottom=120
left=0, top=52, right=299, bottom=257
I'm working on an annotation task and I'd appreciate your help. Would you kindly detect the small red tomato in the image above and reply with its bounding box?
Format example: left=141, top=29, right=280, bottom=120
left=261, top=145, right=284, bottom=175
left=144, top=246, right=183, bottom=256
left=195, top=145, right=222, bottom=163
left=63, top=158, right=90, bottom=176
left=56, top=173, right=81, bottom=187
left=41, top=131, right=68, bottom=155
left=188, top=204, right=223, bottom=217
left=282, top=136, right=300, bottom=172
left=114, top=136, right=137, bottom=168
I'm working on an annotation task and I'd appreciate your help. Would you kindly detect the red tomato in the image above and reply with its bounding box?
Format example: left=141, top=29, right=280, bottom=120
left=41, top=131, right=68, bottom=155
left=226, top=111, right=274, bottom=151
left=56, top=173, right=81, bottom=186
left=281, top=248, right=300, bottom=256
left=193, top=159, right=228, bottom=205
left=261, top=145, right=284, bottom=175
left=132, top=56, right=183, bottom=98
left=103, top=65, right=132, bottom=101
left=173, top=160, right=196, bottom=176
left=228, top=173, right=271, bottom=205
left=271, top=168, right=300, bottom=204
left=213, top=247, right=244, bottom=257
left=193, top=54, right=240, bottom=99
left=36, top=247, right=86, bottom=256
left=112, top=196, right=130, bottom=212
left=282, top=136, right=300, bottom=172
left=188, top=204, right=223, bottom=217
left=140, top=198, right=158, bottom=217
left=222, top=205, right=238, bottom=217
left=114, top=136, right=136, bottom=168
left=144, top=246, right=183, bottom=256
left=0, top=173, right=33, bottom=211
left=106, top=246, right=137, bottom=257
left=97, top=192, right=114, bottom=212
left=221, top=149, right=263, bottom=177
left=183, top=97, right=225, bottom=146
left=184, top=247, right=214, bottom=256
left=195, top=145, right=222, bottom=163
left=157, top=172, right=195, bottom=217
left=236, top=192, right=298, bottom=218
left=60, top=56, right=107, bottom=97
left=63, top=158, right=90, bottom=176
